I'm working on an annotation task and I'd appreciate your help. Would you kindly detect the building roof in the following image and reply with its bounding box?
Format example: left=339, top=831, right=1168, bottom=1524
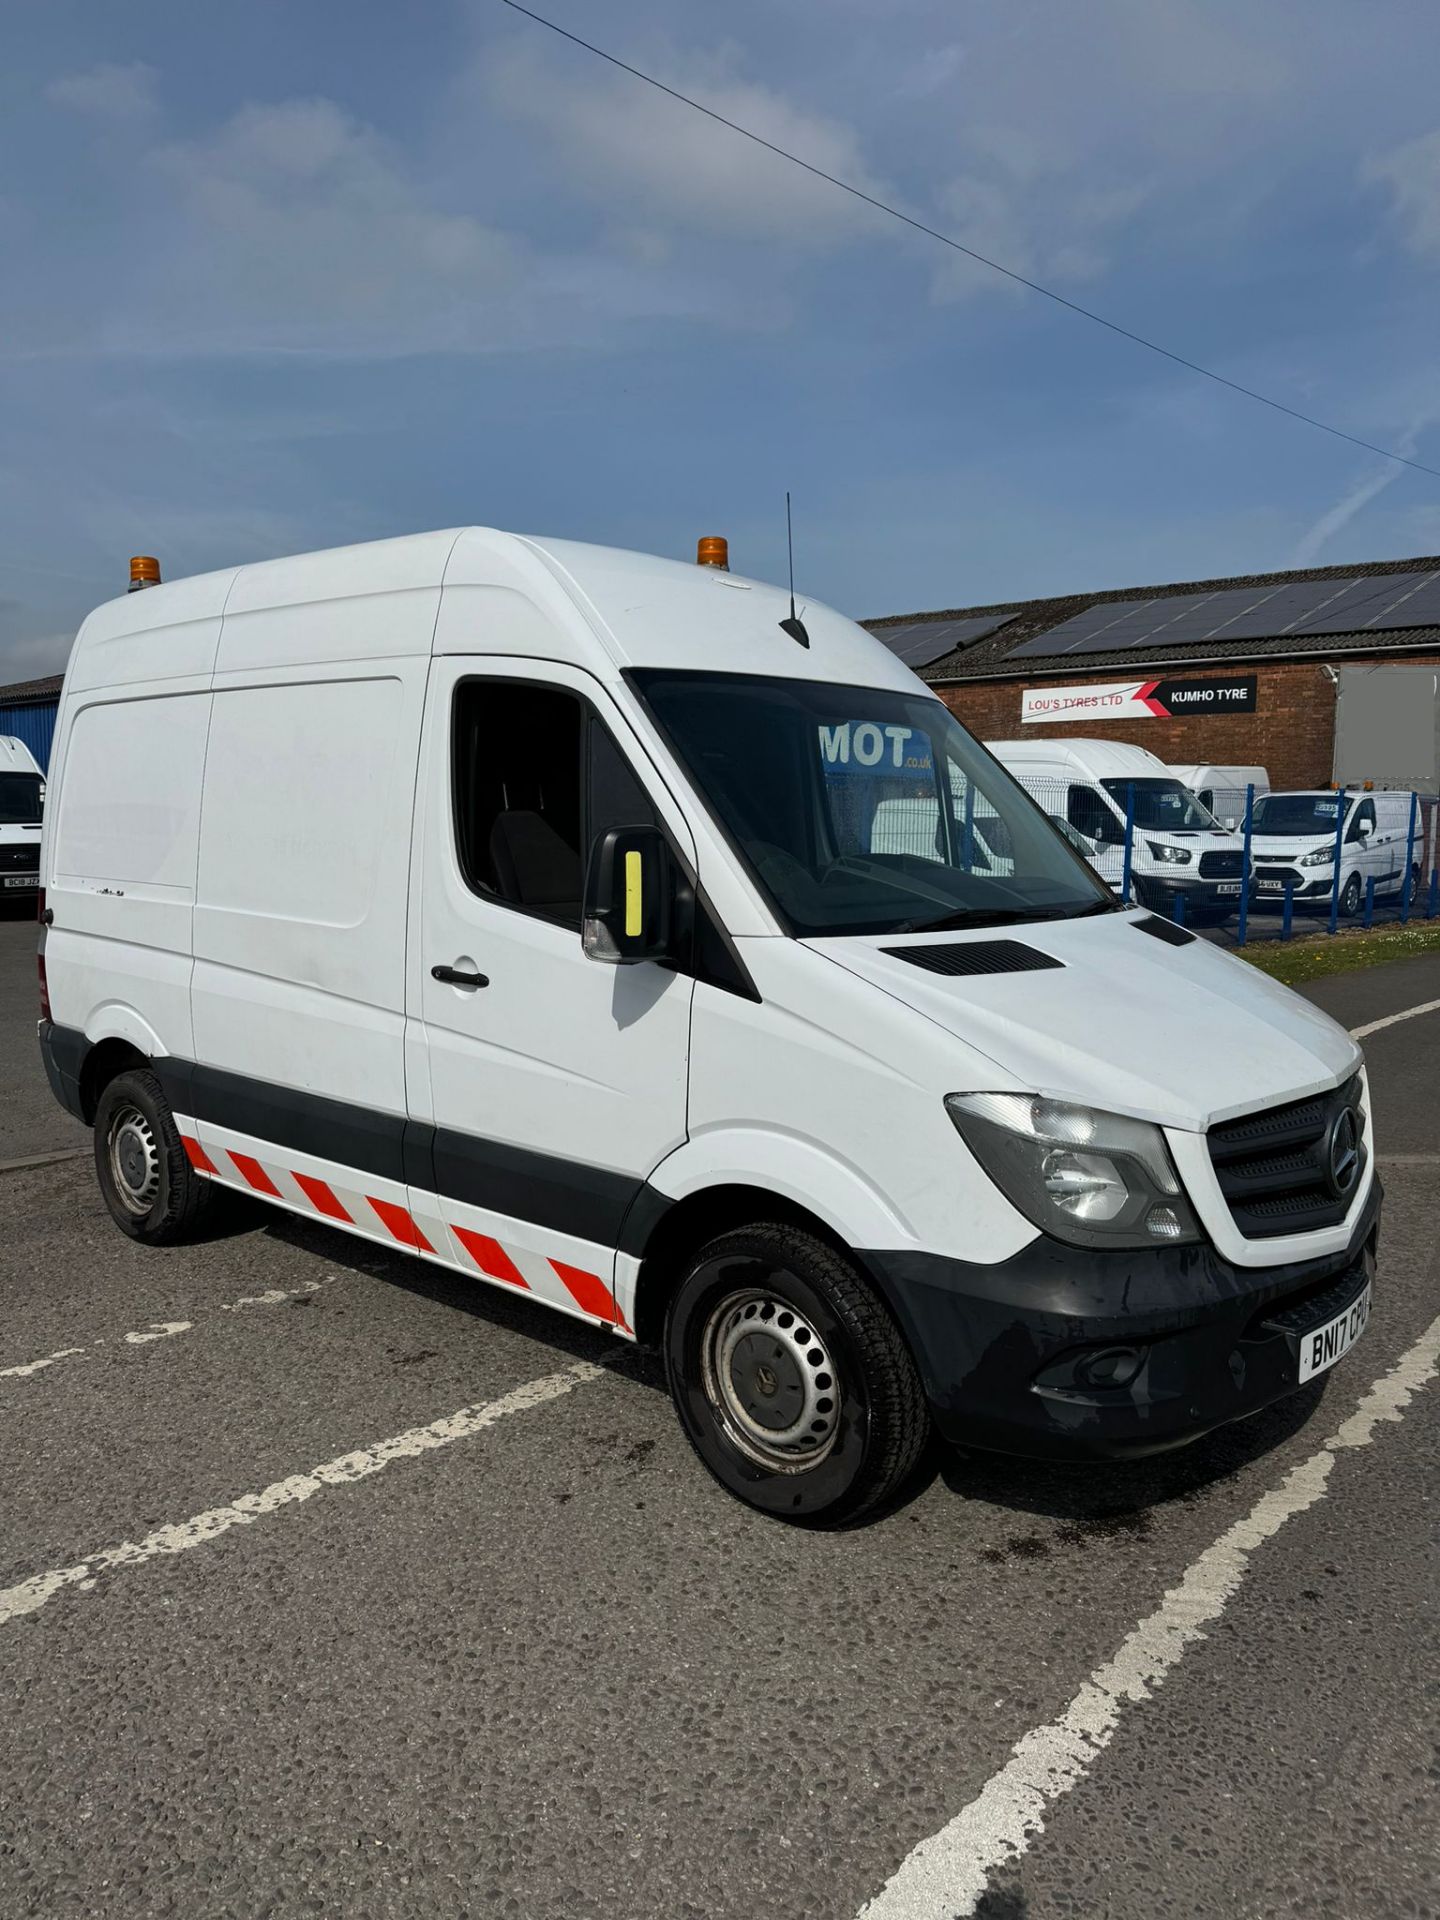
left=863, top=553, right=1440, bottom=684
left=0, top=672, right=63, bottom=705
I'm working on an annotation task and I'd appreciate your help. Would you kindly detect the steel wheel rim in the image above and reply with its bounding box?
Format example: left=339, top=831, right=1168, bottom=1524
left=107, top=1102, right=160, bottom=1215
left=699, top=1287, right=841, bottom=1472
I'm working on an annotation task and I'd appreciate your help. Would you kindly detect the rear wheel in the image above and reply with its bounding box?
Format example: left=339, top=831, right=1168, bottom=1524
left=93, top=1067, right=218, bottom=1245
left=663, top=1223, right=929, bottom=1526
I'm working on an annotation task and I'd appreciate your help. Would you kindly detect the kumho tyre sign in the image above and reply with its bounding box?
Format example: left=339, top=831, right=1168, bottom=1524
left=1020, top=675, right=1258, bottom=724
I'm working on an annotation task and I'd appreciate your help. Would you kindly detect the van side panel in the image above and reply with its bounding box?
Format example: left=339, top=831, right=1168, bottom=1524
left=191, top=661, right=429, bottom=1119
left=45, top=688, right=211, bottom=1058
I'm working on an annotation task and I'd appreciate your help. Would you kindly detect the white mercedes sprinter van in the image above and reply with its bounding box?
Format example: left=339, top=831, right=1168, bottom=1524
left=988, top=739, right=1250, bottom=920
left=38, top=532, right=1379, bottom=1524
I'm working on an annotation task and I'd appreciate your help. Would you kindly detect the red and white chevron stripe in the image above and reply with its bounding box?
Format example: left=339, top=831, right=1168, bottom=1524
left=175, top=1118, right=632, bottom=1336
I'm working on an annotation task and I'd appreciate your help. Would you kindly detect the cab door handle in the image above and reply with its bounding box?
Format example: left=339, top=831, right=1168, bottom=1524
left=431, top=964, right=488, bottom=989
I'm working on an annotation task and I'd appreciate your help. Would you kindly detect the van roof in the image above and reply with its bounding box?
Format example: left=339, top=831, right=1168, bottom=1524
left=64, top=528, right=923, bottom=698
left=985, top=737, right=1172, bottom=777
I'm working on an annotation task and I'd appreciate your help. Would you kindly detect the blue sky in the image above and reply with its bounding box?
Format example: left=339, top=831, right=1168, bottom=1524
left=4, top=0, right=1440, bottom=680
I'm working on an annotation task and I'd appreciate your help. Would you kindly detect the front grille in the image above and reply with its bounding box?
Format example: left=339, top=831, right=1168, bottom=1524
left=0, top=844, right=39, bottom=873
left=1198, top=850, right=1244, bottom=878
left=1207, top=1075, right=1365, bottom=1239
left=881, top=940, right=1063, bottom=977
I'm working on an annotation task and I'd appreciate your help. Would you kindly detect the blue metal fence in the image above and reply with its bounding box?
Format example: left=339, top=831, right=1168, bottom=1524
left=1010, top=775, right=1438, bottom=949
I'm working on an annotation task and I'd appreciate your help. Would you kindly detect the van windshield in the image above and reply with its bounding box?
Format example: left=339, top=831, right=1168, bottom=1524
left=0, top=774, right=42, bottom=824
left=630, top=671, right=1112, bottom=938
left=1100, top=778, right=1217, bottom=832
left=1252, top=794, right=1345, bottom=837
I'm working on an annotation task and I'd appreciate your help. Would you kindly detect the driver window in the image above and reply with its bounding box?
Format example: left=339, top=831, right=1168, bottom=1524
left=1347, top=799, right=1376, bottom=843
left=1068, top=784, right=1115, bottom=843
left=452, top=681, right=656, bottom=929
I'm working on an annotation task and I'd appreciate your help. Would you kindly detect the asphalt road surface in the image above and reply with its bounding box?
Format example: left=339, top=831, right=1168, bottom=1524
left=1, top=914, right=1436, bottom=1920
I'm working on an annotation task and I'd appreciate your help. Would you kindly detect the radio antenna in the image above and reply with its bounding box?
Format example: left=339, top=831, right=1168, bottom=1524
left=779, top=491, right=810, bottom=648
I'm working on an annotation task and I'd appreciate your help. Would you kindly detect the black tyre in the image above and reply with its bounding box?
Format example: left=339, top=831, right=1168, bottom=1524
left=663, top=1223, right=930, bottom=1526
left=1340, top=872, right=1362, bottom=918
left=93, top=1067, right=219, bottom=1245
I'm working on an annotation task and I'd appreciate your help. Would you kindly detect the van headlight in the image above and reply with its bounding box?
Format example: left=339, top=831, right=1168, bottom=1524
left=1299, top=847, right=1333, bottom=867
left=944, top=1093, right=1201, bottom=1249
left=1146, top=842, right=1191, bottom=864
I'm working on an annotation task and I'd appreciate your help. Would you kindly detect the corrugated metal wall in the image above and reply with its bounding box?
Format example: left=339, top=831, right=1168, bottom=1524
left=0, top=701, right=58, bottom=772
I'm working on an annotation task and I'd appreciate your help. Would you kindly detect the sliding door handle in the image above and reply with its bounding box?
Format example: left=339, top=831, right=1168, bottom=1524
left=431, top=964, right=489, bottom=989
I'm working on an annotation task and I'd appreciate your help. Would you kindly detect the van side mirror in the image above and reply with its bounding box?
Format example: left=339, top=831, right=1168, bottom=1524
left=582, top=825, right=674, bottom=964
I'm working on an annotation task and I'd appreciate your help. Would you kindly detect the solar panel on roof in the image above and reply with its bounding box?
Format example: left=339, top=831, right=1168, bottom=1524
left=870, top=613, right=1014, bottom=670
left=1003, top=567, right=1440, bottom=660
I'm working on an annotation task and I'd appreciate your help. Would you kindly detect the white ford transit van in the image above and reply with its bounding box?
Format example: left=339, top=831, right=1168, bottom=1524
left=1167, top=763, right=1270, bottom=831
left=0, top=736, right=45, bottom=903
left=988, top=738, right=1250, bottom=920
left=1250, top=789, right=1418, bottom=917
left=38, top=532, right=1378, bottom=1524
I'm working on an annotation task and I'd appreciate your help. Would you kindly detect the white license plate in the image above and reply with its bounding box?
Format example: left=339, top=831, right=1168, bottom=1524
left=1257, top=878, right=1287, bottom=892
left=2, top=874, right=37, bottom=889
left=1215, top=882, right=1241, bottom=896
left=1298, top=1282, right=1371, bottom=1383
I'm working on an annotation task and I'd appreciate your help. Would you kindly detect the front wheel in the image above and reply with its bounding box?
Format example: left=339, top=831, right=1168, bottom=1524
left=663, top=1223, right=930, bottom=1526
left=94, top=1068, right=220, bottom=1245
left=1340, top=872, right=1362, bottom=918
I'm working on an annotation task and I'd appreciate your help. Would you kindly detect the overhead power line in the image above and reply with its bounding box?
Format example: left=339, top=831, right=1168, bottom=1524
left=499, top=0, right=1440, bottom=485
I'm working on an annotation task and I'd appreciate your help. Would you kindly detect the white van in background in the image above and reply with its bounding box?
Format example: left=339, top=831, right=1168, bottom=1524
left=1168, top=763, right=1270, bottom=830
left=39, top=531, right=1377, bottom=1524
left=1250, top=789, right=1418, bottom=917
left=0, top=735, right=45, bottom=903
left=987, top=738, right=1250, bottom=919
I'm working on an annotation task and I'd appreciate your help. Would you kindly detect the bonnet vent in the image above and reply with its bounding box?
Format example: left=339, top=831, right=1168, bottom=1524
left=1132, top=914, right=1196, bottom=948
left=881, top=940, right=1063, bottom=977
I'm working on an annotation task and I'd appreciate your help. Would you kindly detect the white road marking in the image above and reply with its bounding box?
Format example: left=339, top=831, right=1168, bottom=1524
left=0, top=1347, right=85, bottom=1381
left=0, top=1362, right=603, bottom=1629
left=220, top=1281, right=323, bottom=1312
left=0, top=1279, right=332, bottom=1390
left=0, top=1148, right=86, bottom=1177
left=1350, top=996, right=1440, bottom=1041
left=123, top=1320, right=191, bottom=1346
left=858, top=1313, right=1440, bottom=1920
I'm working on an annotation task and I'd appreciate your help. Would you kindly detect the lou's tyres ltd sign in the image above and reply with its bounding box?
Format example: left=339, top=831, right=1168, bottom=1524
left=1021, top=675, right=1258, bottom=724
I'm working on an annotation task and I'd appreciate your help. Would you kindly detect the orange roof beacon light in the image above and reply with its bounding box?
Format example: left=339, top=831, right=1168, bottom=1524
left=129, top=555, right=162, bottom=593
left=695, top=535, right=729, bottom=570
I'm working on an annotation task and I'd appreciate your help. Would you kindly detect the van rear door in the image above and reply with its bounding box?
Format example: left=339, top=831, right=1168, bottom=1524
left=410, top=659, right=695, bottom=1323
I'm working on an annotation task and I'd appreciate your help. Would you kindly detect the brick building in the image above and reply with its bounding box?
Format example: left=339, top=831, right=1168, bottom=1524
left=864, top=554, right=1440, bottom=794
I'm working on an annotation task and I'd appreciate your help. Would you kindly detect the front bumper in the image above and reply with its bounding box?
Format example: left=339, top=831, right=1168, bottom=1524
left=1134, top=872, right=1245, bottom=913
left=860, top=1180, right=1380, bottom=1460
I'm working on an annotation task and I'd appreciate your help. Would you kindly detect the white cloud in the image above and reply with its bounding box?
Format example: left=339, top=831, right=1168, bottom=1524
left=47, top=61, right=158, bottom=123
left=483, top=39, right=893, bottom=248
left=1363, top=127, right=1440, bottom=260
left=930, top=130, right=1147, bottom=302
left=891, top=44, right=965, bottom=102
left=126, top=98, right=521, bottom=357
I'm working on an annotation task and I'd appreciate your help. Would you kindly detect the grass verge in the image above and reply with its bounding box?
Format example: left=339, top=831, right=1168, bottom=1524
left=1236, top=919, right=1440, bottom=986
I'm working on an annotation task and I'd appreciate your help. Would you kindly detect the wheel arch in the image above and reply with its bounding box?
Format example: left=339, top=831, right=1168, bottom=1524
left=628, top=1184, right=855, bottom=1348
left=78, top=1036, right=152, bottom=1124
